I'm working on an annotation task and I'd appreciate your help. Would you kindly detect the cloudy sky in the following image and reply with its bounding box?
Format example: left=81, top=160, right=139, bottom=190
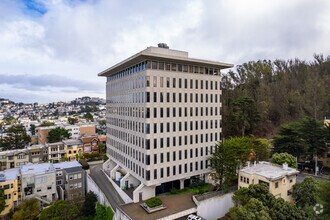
left=0, top=0, right=329, bottom=103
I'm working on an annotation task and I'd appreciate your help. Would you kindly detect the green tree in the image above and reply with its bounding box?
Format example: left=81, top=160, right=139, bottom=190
left=229, top=198, right=271, bottom=220
left=29, top=124, right=36, bottom=136
left=94, top=203, right=114, bottom=220
left=272, top=123, right=307, bottom=160
left=230, top=96, right=260, bottom=136
left=84, top=112, right=94, bottom=122
left=269, top=198, right=306, bottom=220
left=39, top=200, right=79, bottom=220
left=98, top=119, right=106, bottom=126
left=232, top=184, right=306, bottom=220
left=298, top=117, right=328, bottom=159
left=317, top=181, right=330, bottom=218
left=83, top=191, right=98, bottom=217
left=273, top=117, right=328, bottom=162
left=0, top=188, right=5, bottom=214
left=47, top=127, right=71, bottom=143
left=292, top=177, right=317, bottom=208
left=39, top=121, right=55, bottom=127
left=2, top=125, right=31, bottom=150
left=271, top=153, right=297, bottom=168
left=68, top=117, right=78, bottom=125
left=232, top=184, right=274, bottom=207
left=252, top=138, right=270, bottom=162
left=12, top=198, right=40, bottom=220
left=209, top=137, right=253, bottom=188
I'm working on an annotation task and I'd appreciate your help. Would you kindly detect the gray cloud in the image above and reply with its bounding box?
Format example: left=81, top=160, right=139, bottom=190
left=0, top=73, right=103, bottom=92
left=0, top=0, right=329, bottom=103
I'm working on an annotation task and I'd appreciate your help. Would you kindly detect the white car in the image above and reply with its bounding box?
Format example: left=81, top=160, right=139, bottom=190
left=187, top=214, right=202, bottom=220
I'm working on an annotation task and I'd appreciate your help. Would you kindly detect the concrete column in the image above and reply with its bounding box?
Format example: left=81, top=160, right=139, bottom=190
left=180, top=179, right=185, bottom=189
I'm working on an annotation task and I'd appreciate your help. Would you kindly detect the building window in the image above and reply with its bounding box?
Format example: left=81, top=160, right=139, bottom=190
left=275, top=182, right=279, bottom=188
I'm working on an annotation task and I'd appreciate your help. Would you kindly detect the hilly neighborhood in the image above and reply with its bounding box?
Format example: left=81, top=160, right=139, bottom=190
left=0, top=0, right=329, bottom=220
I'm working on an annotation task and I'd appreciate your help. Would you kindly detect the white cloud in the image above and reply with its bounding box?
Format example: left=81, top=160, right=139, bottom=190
left=0, top=0, right=329, bottom=102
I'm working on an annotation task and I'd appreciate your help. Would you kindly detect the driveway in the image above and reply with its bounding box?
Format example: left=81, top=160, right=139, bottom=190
left=90, top=164, right=125, bottom=211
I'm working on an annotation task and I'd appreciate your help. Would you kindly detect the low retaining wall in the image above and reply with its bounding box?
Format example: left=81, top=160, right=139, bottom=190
left=86, top=174, right=112, bottom=210
left=88, top=160, right=104, bottom=166
left=102, top=169, right=133, bottom=203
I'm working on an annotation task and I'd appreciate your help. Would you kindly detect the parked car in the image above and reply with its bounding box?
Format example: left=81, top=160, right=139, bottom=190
left=187, top=214, right=202, bottom=220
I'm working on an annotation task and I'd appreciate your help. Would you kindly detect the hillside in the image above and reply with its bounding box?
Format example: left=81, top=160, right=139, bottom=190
left=222, top=54, right=330, bottom=138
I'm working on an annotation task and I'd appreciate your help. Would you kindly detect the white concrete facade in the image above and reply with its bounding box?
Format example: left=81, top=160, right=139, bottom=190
left=100, top=46, right=233, bottom=202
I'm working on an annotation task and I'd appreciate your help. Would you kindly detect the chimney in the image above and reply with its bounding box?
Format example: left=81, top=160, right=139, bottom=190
left=254, top=161, right=257, bottom=166
left=247, top=161, right=250, bottom=167
left=283, top=163, right=288, bottom=170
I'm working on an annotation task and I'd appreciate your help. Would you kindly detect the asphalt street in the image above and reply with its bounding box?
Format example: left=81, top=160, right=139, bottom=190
left=90, top=164, right=125, bottom=211
left=297, top=172, right=330, bottom=183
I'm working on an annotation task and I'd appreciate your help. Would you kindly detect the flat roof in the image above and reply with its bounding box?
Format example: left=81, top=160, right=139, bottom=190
left=53, top=161, right=82, bottom=170
left=21, top=163, right=54, bottom=175
left=240, top=161, right=299, bottom=181
left=98, top=46, right=234, bottom=77
left=120, top=193, right=197, bottom=220
left=0, top=168, right=20, bottom=181
left=62, top=139, right=83, bottom=145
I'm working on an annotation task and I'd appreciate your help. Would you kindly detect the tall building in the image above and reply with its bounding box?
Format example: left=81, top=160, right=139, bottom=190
left=100, top=44, right=233, bottom=202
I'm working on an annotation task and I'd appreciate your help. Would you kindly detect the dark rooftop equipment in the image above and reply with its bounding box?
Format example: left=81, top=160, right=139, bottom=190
left=158, top=43, right=169, bottom=49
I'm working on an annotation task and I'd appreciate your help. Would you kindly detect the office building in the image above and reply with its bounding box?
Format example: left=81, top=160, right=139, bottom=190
left=100, top=44, right=233, bottom=202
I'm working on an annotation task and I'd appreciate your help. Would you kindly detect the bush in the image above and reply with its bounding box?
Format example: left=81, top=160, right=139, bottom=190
left=146, top=197, right=163, bottom=208
left=79, top=159, right=89, bottom=170
left=169, top=188, right=179, bottom=194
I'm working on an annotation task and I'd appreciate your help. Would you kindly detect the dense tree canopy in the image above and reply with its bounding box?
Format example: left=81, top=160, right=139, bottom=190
left=47, top=127, right=71, bottom=143
left=0, top=188, right=5, bottom=214
left=0, top=125, right=31, bottom=150
left=222, top=55, right=330, bottom=138
left=82, top=191, right=98, bottom=217
left=231, top=184, right=306, bottom=220
left=12, top=198, right=40, bottom=220
left=292, top=177, right=317, bottom=208
left=271, top=153, right=297, bottom=168
left=210, top=136, right=270, bottom=188
left=273, top=117, right=328, bottom=160
left=39, top=200, right=79, bottom=220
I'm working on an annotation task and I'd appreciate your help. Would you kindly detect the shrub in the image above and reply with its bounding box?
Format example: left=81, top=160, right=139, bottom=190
left=169, top=188, right=179, bottom=194
left=146, top=197, right=162, bottom=208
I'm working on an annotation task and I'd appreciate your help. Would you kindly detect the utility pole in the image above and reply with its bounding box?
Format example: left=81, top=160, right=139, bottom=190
left=315, top=151, right=318, bottom=176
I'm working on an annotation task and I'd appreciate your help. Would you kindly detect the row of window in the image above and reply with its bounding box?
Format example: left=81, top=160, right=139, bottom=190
left=145, top=92, right=221, bottom=104
left=145, top=146, right=213, bottom=165
left=106, top=60, right=221, bottom=82
left=108, top=90, right=221, bottom=104
left=145, top=120, right=222, bottom=134
left=109, top=131, right=221, bottom=152
left=147, top=160, right=209, bottom=181
left=109, top=148, right=210, bottom=181
left=146, top=76, right=220, bottom=90
left=108, top=106, right=221, bottom=120
left=70, top=182, right=82, bottom=189
left=69, top=173, right=82, bottom=180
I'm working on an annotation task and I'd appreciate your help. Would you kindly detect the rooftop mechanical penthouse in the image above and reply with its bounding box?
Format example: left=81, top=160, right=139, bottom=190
left=99, top=44, right=233, bottom=203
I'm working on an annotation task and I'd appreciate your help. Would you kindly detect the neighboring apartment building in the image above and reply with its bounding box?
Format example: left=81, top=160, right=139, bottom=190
left=54, top=161, right=86, bottom=201
left=63, top=139, right=83, bottom=161
left=37, top=124, right=96, bottom=144
left=65, top=125, right=80, bottom=139
left=81, top=134, right=105, bottom=153
left=48, top=142, right=66, bottom=163
left=36, top=126, right=57, bottom=144
left=79, top=124, right=96, bottom=136
left=238, top=161, right=299, bottom=202
left=20, top=163, right=58, bottom=204
left=0, top=149, right=29, bottom=171
left=100, top=45, right=233, bottom=202
left=27, top=144, right=48, bottom=163
left=0, top=168, right=20, bottom=216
